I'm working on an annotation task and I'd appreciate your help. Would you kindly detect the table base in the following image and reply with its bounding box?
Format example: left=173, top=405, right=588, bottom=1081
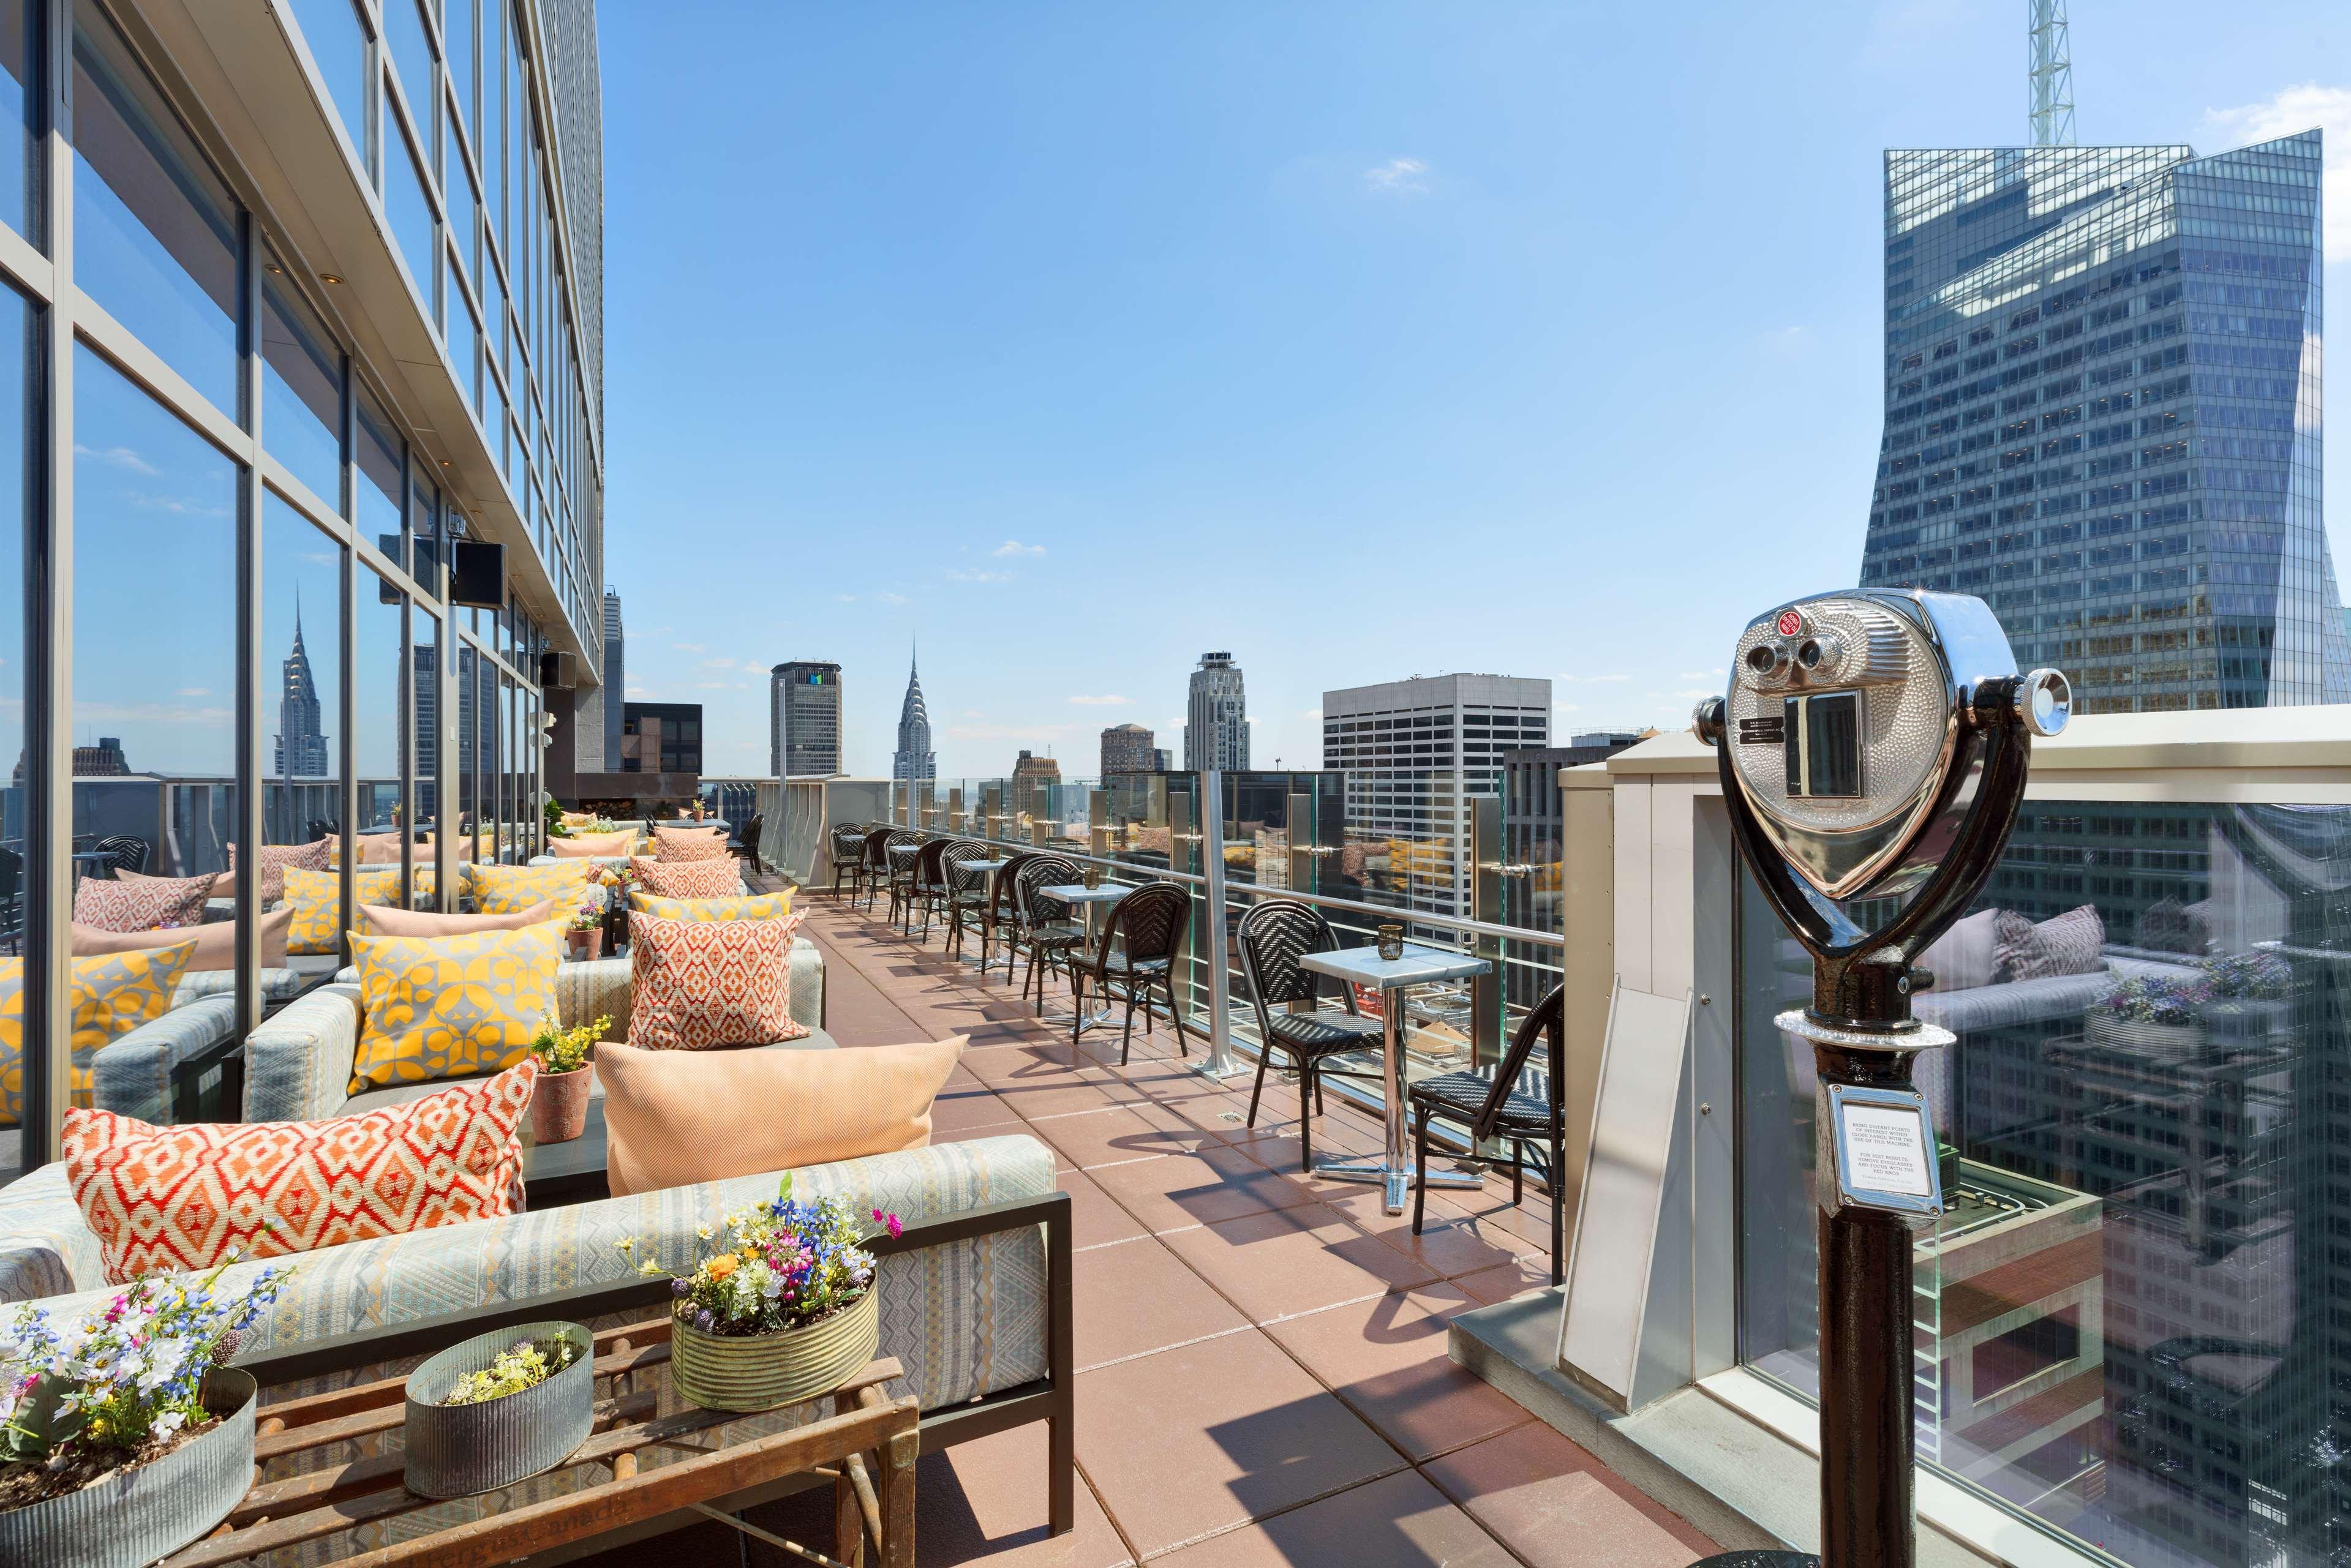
left=1313, top=1154, right=1486, bottom=1214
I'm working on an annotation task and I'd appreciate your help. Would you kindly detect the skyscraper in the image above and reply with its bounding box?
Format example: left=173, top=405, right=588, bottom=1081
left=274, top=604, right=329, bottom=778
left=1857, top=132, right=2350, bottom=713
left=771, top=661, right=843, bottom=778
left=1185, top=651, right=1249, bottom=771
left=1322, top=673, right=1550, bottom=931
left=1099, top=722, right=1156, bottom=777
left=892, top=647, right=935, bottom=786
left=602, top=588, right=626, bottom=770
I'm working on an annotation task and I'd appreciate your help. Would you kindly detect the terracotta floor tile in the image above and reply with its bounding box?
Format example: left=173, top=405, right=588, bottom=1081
left=1263, top=1285, right=1532, bottom=1461
left=1033, top=1169, right=1138, bottom=1253
left=990, top=1076, right=1133, bottom=1122
left=1452, top=1255, right=1558, bottom=1306
left=1034, top=1105, right=1200, bottom=1171
left=1075, top=1331, right=1405, bottom=1558
left=1161, top=1203, right=1439, bottom=1322
left=933, top=1085, right=1028, bottom=1134
left=1072, top=1234, right=1249, bottom=1369
left=1312, top=1190, right=1538, bottom=1282
left=1088, top=1146, right=1320, bottom=1234
left=1152, top=1469, right=1510, bottom=1568
left=1421, top=1423, right=1717, bottom=1567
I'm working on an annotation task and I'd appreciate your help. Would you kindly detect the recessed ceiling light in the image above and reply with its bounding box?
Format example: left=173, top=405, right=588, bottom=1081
left=264, top=263, right=283, bottom=275
left=320, top=272, right=344, bottom=285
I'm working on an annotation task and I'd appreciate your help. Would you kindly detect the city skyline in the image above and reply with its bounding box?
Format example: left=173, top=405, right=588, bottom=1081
left=598, top=4, right=2351, bottom=779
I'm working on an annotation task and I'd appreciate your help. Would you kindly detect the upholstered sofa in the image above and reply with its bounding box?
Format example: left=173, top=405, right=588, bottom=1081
left=244, top=943, right=826, bottom=1122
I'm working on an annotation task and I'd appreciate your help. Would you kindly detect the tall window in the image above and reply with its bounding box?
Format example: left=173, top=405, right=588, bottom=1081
left=0, top=0, right=40, bottom=244
left=260, top=493, right=342, bottom=860
left=72, top=6, right=241, bottom=415
left=0, top=282, right=29, bottom=1177
left=260, top=257, right=344, bottom=509
left=285, top=0, right=371, bottom=179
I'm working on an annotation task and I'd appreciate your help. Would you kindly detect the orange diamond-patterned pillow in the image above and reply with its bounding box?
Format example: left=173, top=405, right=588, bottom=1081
left=630, top=857, right=740, bottom=899
left=62, top=1059, right=538, bottom=1283
left=628, top=910, right=808, bottom=1051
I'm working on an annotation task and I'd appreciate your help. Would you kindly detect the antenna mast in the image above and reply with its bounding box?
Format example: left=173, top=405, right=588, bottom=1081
left=2029, top=0, right=2075, bottom=146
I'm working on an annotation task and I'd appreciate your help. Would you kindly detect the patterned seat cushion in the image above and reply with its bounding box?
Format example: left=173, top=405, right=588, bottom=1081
left=1408, top=1068, right=1552, bottom=1134
left=62, top=1059, right=536, bottom=1283
left=628, top=890, right=792, bottom=923
left=628, top=911, right=810, bottom=1050
left=631, top=857, right=742, bottom=899
left=1263, top=1008, right=1386, bottom=1058
left=73, top=872, right=215, bottom=933
left=348, top=925, right=563, bottom=1092
left=652, top=825, right=731, bottom=862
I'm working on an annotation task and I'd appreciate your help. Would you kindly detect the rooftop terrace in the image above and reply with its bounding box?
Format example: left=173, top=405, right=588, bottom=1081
left=580, top=883, right=1714, bottom=1568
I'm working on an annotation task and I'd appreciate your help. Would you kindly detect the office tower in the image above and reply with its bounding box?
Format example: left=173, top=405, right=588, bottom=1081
left=1321, top=673, right=1550, bottom=931
left=602, top=588, right=626, bottom=770
left=1011, top=749, right=1060, bottom=825
left=71, top=738, right=132, bottom=778
left=1186, top=652, right=1249, bottom=771
left=1099, top=722, right=1156, bottom=777
left=771, top=661, right=843, bottom=778
left=1857, top=132, right=2350, bottom=713
left=1154, top=748, right=1172, bottom=771
left=274, top=606, right=329, bottom=778
left=1499, top=732, right=1643, bottom=1003
left=892, top=649, right=936, bottom=786
left=622, top=703, right=702, bottom=775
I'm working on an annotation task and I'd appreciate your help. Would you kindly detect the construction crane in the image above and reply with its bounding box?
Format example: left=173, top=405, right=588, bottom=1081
left=2029, top=0, right=2076, bottom=146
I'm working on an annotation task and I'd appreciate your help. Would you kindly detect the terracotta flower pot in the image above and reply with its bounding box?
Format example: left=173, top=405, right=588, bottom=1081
left=529, top=1064, right=594, bottom=1143
left=563, top=927, right=597, bottom=962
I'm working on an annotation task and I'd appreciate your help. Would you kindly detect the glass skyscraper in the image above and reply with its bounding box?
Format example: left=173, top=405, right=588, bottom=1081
left=1857, top=133, right=2350, bottom=713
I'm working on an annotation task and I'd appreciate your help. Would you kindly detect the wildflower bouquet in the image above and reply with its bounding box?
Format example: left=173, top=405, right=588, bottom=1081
left=440, top=1335, right=581, bottom=1407
left=2204, top=950, right=2290, bottom=1001
left=0, top=1257, right=287, bottom=1468
left=2101, top=973, right=2208, bottom=1027
left=529, top=1012, right=609, bottom=1076
left=620, top=1174, right=899, bottom=1339
left=566, top=895, right=607, bottom=933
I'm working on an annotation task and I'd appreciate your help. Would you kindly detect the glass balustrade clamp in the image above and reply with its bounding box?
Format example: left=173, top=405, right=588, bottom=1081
left=1690, top=588, right=2066, bottom=1568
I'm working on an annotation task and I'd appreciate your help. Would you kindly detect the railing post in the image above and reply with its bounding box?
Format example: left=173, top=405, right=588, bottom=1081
left=1470, top=795, right=1505, bottom=1077
left=1197, top=769, right=1239, bottom=1078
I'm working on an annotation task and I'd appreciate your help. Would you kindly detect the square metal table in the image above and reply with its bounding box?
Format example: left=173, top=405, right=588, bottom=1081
left=1039, top=883, right=1129, bottom=1033
left=950, top=856, right=1017, bottom=972
left=1296, top=943, right=1494, bottom=1213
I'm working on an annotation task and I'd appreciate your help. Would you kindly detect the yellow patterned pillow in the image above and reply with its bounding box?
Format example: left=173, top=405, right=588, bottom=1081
left=0, top=944, right=198, bottom=1125
left=467, top=860, right=597, bottom=915
left=628, top=890, right=794, bottom=923
left=284, top=865, right=442, bottom=953
left=349, top=925, right=563, bottom=1093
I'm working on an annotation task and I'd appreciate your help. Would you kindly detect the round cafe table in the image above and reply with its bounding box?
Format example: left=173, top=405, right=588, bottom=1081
left=1039, top=883, right=1130, bottom=1035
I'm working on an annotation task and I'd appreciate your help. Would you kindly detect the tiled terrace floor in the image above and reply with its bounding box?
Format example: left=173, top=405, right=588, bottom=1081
left=587, top=888, right=1717, bottom=1568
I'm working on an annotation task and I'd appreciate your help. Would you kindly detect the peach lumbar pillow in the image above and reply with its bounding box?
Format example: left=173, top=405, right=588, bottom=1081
left=652, top=824, right=729, bottom=862
left=359, top=897, right=565, bottom=938
left=71, top=905, right=292, bottom=970
left=597, top=1035, right=964, bottom=1198
left=548, top=830, right=636, bottom=858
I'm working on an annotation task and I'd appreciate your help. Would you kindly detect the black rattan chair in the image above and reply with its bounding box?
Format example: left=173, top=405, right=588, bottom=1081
left=858, top=827, right=896, bottom=913
left=940, top=839, right=998, bottom=960
left=969, top=850, right=1034, bottom=979
left=1012, top=855, right=1085, bottom=1010
left=908, top=838, right=961, bottom=940
left=1073, top=881, right=1190, bottom=1062
left=1236, top=899, right=1389, bottom=1172
left=1408, top=982, right=1567, bottom=1283
left=881, top=829, right=923, bottom=925
left=828, top=823, right=870, bottom=900
left=729, top=812, right=764, bottom=869
left=94, top=834, right=151, bottom=876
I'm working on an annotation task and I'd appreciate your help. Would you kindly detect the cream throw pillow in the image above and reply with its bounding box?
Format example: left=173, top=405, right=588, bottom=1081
left=71, top=906, right=291, bottom=970
left=549, top=830, right=636, bottom=857
left=360, top=898, right=563, bottom=937
left=598, top=1035, right=964, bottom=1198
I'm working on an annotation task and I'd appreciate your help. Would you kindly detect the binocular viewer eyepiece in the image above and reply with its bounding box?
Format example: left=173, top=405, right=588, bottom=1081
left=1692, top=589, right=2069, bottom=905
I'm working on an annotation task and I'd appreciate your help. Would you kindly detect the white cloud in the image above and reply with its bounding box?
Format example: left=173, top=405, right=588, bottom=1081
left=992, top=540, right=1046, bottom=558
left=835, top=593, right=858, bottom=603
left=1301, top=708, right=1322, bottom=721
left=876, top=591, right=908, bottom=606
left=625, top=686, right=649, bottom=698
left=1363, top=157, right=1429, bottom=196
left=1554, top=672, right=1631, bottom=684
left=74, top=443, right=158, bottom=475
left=701, top=657, right=737, bottom=669
left=1067, top=694, right=1131, bottom=707
left=175, top=687, right=210, bottom=697
left=1554, top=702, right=1582, bottom=714
left=2203, top=84, right=2351, bottom=261
left=962, top=709, right=988, bottom=719
left=72, top=699, right=231, bottom=725
left=1677, top=669, right=1726, bottom=682
left=672, top=642, right=707, bottom=653
left=945, top=569, right=1012, bottom=584
left=946, top=721, right=1081, bottom=743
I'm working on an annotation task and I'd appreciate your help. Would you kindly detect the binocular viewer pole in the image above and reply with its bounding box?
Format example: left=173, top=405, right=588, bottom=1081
left=1690, top=592, right=2064, bottom=1568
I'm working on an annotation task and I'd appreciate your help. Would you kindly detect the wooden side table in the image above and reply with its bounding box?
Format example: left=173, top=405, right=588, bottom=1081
left=170, top=1316, right=917, bottom=1568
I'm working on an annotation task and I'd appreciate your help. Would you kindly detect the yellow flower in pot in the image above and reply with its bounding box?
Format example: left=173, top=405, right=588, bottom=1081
left=526, top=1013, right=610, bottom=1144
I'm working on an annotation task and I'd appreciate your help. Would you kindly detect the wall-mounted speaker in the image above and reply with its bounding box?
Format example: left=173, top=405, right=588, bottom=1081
left=450, top=539, right=506, bottom=608
left=541, top=650, right=578, bottom=688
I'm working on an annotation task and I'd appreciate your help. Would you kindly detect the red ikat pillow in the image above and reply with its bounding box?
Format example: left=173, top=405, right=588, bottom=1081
left=627, top=910, right=808, bottom=1051
left=62, top=1058, right=538, bottom=1283
left=630, top=856, right=740, bottom=899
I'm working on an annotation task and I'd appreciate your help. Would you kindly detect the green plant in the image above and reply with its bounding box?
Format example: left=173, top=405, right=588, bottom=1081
left=529, top=1013, right=609, bottom=1075
left=441, top=1335, right=580, bottom=1406
left=544, top=795, right=570, bottom=839
left=2204, top=950, right=2290, bottom=1001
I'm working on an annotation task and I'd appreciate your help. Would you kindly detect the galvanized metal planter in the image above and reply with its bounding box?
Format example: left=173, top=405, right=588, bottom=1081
left=0, top=1367, right=256, bottom=1568
left=403, top=1321, right=595, bottom=1500
left=671, top=1289, right=879, bottom=1414
left=2088, top=1009, right=2203, bottom=1061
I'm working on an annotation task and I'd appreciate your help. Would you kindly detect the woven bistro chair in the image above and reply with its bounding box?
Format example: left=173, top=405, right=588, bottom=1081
left=970, top=850, right=1036, bottom=980
left=857, top=827, right=897, bottom=914
left=940, top=839, right=999, bottom=961
left=828, top=823, right=870, bottom=901
left=907, top=838, right=960, bottom=941
left=881, top=829, right=923, bottom=925
left=1235, top=899, right=1388, bottom=1172
left=1407, top=981, right=1567, bottom=1283
left=1072, top=880, right=1191, bottom=1063
left=1011, top=854, right=1086, bottom=1011
left=94, top=834, right=151, bottom=877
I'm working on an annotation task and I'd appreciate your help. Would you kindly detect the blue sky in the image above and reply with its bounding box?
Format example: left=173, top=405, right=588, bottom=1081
left=597, top=1, right=2349, bottom=781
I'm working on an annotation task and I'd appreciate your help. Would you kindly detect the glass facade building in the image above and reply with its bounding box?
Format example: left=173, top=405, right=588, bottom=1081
left=770, top=660, right=841, bottom=778
left=1858, top=133, right=2350, bottom=713
left=1, top=0, right=606, bottom=1179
